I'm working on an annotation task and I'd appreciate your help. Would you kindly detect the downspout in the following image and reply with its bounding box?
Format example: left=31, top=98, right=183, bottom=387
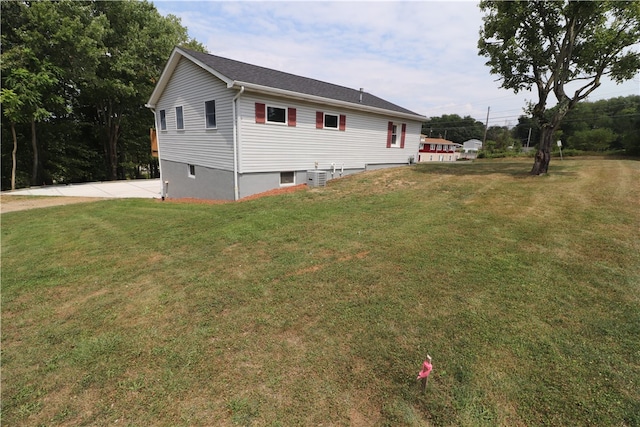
left=232, top=85, right=245, bottom=201
left=148, top=107, right=167, bottom=199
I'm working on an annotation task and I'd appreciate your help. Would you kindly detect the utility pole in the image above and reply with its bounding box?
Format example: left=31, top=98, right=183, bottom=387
left=526, top=128, right=532, bottom=148
left=482, top=106, right=490, bottom=148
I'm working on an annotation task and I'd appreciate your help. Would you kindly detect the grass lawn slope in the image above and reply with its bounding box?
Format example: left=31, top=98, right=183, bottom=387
left=2, top=158, right=639, bottom=426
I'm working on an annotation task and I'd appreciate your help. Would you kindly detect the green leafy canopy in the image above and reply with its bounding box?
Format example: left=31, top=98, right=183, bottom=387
left=478, top=1, right=640, bottom=98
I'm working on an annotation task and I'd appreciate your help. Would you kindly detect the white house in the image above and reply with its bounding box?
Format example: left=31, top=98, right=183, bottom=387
left=462, top=139, right=483, bottom=153
left=459, top=139, right=483, bottom=160
left=146, top=47, right=427, bottom=200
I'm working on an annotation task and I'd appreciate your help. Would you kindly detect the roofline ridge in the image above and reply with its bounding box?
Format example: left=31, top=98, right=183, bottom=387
left=180, top=47, right=371, bottom=96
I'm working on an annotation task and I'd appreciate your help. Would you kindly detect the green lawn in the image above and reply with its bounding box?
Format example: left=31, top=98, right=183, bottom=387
left=2, top=158, right=639, bottom=426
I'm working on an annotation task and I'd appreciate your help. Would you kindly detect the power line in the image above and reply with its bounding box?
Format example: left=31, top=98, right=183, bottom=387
left=424, top=109, right=640, bottom=128
left=422, top=112, right=640, bottom=133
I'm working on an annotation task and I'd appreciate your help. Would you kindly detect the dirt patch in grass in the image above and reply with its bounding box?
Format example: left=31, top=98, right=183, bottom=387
left=283, top=250, right=370, bottom=279
left=55, top=288, right=110, bottom=321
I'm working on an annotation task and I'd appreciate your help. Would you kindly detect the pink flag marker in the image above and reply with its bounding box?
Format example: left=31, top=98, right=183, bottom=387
left=417, top=358, right=432, bottom=380
left=417, top=355, right=433, bottom=392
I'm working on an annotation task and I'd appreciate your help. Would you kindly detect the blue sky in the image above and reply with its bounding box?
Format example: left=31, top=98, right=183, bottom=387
left=154, top=1, right=640, bottom=126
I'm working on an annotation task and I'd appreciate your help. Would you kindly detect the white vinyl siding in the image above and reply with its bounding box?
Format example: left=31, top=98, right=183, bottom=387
left=237, top=94, right=421, bottom=173
left=155, top=57, right=234, bottom=170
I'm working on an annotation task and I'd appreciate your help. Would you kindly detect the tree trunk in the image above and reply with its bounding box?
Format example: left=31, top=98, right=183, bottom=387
left=99, top=100, right=121, bottom=181
left=31, top=117, right=39, bottom=185
left=108, top=123, right=119, bottom=180
left=10, top=122, right=17, bottom=190
left=530, top=127, right=556, bottom=175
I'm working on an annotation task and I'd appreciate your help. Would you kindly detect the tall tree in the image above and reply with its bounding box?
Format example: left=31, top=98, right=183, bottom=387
left=0, top=88, right=22, bottom=190
left=0, top=66, right=58, bottom=187
left=1, top=0, right=105, bottom=186
left=478, top=1, right=640, bottom=174
left=82, top=0, right=205, bottom=180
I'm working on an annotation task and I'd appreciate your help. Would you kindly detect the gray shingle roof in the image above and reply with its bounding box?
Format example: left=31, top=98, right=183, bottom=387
left=181, top=48, right=421, bottom=117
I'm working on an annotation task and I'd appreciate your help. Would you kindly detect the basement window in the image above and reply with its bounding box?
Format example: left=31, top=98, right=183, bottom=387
left=280, top=171, right=295, bottom=186
left=188, top=164, right=195, bottom=178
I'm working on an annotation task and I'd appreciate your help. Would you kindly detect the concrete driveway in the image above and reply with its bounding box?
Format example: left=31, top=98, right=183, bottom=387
left=3, top=179, right=162, bottom=199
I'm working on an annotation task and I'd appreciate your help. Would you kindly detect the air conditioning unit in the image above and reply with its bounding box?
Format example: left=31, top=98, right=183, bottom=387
left=307, top=170, right=327, bottom=187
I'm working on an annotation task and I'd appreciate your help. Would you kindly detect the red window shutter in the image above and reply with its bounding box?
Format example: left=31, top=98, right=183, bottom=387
left=400, top=123, right=406, bottom=148
left=386, top=121, right=393, bottom=148
left=316, top=112, right=324, bottom=129
left=339, top=114, right=346, bottom=131
left=255, top=103, right=266, bottom=124
left=288, top=108, right=296, bottom=127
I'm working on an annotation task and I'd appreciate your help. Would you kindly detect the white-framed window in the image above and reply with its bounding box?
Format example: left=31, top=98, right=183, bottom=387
left=205, top=100, right=216, bottom=129
left=188, top=164, right=195, bottom=178
left=390, top=124, right=399, bottom=147
left=386, top=121, right=406, bottom=148
left=267, top=105, right=287, bottom=124
left=324, top=113, right=339, bottom=129
left=159, top=110, right=167, bottom=131
left=176, top=106, right=184, bottom=130
left=316, top=111, right=346, bottom=130
left=255, top=103, right=296, bottom=127
left=280, top=171, right=295, bottom=186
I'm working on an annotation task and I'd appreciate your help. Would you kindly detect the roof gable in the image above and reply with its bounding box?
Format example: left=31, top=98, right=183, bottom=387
left=148, top=47, right=425, bottom=120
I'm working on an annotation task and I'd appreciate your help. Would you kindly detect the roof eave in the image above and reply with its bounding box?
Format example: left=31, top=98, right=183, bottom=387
left=229, top=81, right=426, bottom=122
left=147, top=47, right=234, bottom=109
left=148, top=48, right=426, bottom=122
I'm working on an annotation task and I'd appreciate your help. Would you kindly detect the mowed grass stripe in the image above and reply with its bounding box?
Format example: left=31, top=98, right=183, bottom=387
left=2, top=158, right=639, bottom=426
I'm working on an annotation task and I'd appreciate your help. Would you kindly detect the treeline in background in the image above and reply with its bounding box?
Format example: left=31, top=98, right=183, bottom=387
left=422, top=95, right=640, bottom=158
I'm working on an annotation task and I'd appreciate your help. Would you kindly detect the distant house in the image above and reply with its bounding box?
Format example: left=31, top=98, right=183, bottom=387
left=462, top=139, right=483, bottom=153
left=418, top=136, right=461, bottom=162
left=146, top=47, right=427, bottom=200
left=460, top=139, right=483, bottom=159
